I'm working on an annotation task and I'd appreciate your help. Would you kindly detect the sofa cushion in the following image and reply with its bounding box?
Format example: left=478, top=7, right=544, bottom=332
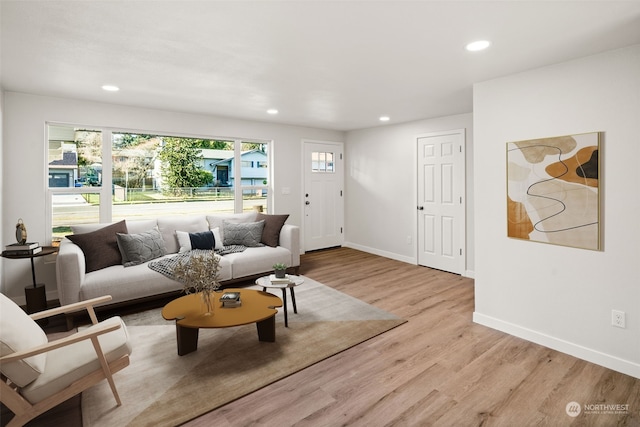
left=223, top=220, right=265, bottom=247
left=67, top=220, right=128, bottom=273
left=71, top=219, right=156, bottom=235
left=176, top=228, right=223, bottom=252
left=116, top=227, right=166, bottom=267
left=223, top=246, right=292, bottom=278
left=123, top=219, right=158, bottom=234
left=0, top=293, right=48, bottom=387
left=80, top=255, right=233, bottom=304
left=206, top=212, right=257, bottom=241
left=256, top=213, right=289, bottom=247
left=157, top=216, right=209, bottom=254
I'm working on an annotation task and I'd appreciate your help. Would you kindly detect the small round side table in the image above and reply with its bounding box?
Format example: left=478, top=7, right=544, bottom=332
left=255, top=275, right=304, bottom=327
left=1, top=246, right=58, bottom=323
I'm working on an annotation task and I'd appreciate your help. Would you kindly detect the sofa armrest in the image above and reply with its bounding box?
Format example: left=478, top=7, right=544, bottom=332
left=279, top=224, right=300, bottom=268
left=55, top=240, right=86, bottom=306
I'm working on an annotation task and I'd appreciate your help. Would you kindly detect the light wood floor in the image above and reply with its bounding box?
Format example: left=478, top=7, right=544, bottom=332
left=4, top=247, right=638, bottom=426
left=186, top=247, right=639, bottom=427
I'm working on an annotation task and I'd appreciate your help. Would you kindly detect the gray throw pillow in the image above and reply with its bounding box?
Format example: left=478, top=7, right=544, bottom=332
left=222, top=220, right=265, bottom=247
left=116, top=227, right=166, bottom=267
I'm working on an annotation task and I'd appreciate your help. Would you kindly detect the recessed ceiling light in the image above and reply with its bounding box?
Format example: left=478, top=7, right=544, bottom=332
left=465, top=40, right=491, bottom=52
left=267, top=109, right=278, bottom=115
left=101, top=85, right=120, bottom=92
left=379, top=116, right=390, bottom=122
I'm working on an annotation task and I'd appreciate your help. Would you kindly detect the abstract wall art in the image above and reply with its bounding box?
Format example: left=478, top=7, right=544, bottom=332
left=507, top=132, right=601, bottom=250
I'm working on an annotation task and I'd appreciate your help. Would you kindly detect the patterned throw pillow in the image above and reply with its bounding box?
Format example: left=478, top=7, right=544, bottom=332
left=116, top=227, right=166, bottom=267
left=67, top=220, right=128, bottom=273
left=222, top=220, right=265, bottom=247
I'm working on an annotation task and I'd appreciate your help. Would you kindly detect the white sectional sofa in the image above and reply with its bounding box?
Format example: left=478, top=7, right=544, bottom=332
left=55, top=212, right=299, bottom=312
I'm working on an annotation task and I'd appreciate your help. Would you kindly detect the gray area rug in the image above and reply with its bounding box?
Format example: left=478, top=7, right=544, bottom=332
left=81, top=276, right=406, bottom=427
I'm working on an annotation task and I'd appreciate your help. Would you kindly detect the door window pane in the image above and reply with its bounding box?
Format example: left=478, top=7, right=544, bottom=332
left=311, top=151, right=334, bottom=173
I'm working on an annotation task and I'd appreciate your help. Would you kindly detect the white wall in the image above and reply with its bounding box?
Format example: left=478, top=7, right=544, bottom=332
left=1, top=92, right=343, bottom=302
left=0, top=90, right=4, bottom=285
left=473, top=45, right=640, bottom=378
left=345, top=113, right=474, bottom=275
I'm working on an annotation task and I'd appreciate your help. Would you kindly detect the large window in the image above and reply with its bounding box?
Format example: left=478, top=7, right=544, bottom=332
left=47, top=124, right=270, bottom=243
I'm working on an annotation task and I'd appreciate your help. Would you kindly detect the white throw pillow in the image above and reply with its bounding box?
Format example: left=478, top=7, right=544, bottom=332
left=176, top=228, right=223, bottom=252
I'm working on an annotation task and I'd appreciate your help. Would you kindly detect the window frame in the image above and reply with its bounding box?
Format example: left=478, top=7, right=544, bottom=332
left=45, top=122, right=272, bottom=244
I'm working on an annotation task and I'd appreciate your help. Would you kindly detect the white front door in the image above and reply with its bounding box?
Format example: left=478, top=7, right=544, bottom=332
left=417, top=130, right=465, bottom=274
left=303, top=140, right=344, bottom=251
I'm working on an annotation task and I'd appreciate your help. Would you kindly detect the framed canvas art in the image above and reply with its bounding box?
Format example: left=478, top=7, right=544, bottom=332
left=506, top=132, right=601, bottom=250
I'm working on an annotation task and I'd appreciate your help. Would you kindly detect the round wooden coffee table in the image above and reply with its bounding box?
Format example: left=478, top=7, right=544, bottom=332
left=162, top=288, right=282, bottom=355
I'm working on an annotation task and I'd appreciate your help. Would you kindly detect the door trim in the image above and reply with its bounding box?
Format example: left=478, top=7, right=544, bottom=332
left=416, top=129, right=466, bottom=275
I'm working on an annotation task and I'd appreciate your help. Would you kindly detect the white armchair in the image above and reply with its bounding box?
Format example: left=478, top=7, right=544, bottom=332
left=0, top=294, right=132, bottom=427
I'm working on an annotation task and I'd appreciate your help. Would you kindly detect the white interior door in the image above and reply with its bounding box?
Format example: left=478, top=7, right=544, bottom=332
left=417, top=130, right=465, bottom=274
left=303, top=140, right=344, bottom=251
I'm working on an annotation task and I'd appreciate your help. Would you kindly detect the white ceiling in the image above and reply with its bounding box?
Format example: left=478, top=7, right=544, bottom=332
left=2, top=1, right=640, bottom=131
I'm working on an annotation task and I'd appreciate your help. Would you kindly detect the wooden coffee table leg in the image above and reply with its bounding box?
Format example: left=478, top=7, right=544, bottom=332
left=176, top=324, right=199, bottom=356
left=256, top=315, right=276, bottom=342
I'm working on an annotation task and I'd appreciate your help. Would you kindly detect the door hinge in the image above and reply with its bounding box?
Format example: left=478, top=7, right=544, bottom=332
left=460, top=248, right=462, bottom=255
left=340, top=190, right=343, bottom=197
left=340, top=153, right=343, bottom=160
left=460, top=196, right=462, bottom=204
left=340, top=227, right=343, bottom=234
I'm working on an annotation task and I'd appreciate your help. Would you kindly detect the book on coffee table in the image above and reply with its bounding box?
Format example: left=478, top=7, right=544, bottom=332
left=221, top=291, right=241, bottom=307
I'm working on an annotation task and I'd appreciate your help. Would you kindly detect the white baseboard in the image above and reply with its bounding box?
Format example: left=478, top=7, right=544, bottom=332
left=473, top=312, right=640, bottom=379
left=343, top=242, right=477, bottom=279
left=343, top=241, right=416, bottom=265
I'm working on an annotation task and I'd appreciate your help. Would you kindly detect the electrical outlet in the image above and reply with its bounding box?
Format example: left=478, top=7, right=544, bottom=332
left=612, top=310, right=626, bottom=328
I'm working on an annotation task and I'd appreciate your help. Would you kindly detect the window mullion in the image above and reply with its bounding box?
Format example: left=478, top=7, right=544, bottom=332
left=100, top=129, right=113, bottom=223
left=234, top=139, right=243, bottom=213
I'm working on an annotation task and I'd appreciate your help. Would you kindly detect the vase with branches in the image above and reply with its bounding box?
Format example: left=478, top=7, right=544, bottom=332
left=173, top=251, right=221, bottom=315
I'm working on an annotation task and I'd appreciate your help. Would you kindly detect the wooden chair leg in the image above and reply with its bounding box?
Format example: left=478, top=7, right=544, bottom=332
left=90, top=337, right=122, bottom=406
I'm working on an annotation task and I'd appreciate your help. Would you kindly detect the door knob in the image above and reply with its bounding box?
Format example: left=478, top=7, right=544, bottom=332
left=305, top=201, right=311, bottom=205
left=417, top=206, right=424, bottom=210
